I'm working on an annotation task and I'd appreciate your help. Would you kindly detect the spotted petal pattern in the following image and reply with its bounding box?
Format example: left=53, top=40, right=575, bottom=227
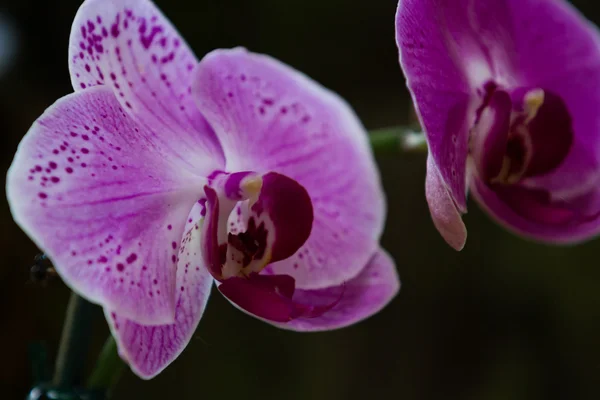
left=7, top=87, right=206, bottom=324
left=69, top=0, right=224, bottom=176
left=106, top=220, right=213, bottom=379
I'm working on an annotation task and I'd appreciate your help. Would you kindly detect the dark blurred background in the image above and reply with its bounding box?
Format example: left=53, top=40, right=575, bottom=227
left=2, top=0, right=600, bottom=399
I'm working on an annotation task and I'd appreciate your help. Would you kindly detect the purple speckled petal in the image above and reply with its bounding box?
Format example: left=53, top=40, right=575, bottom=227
left=471, top=178, right=600, bottom=243
left=192, top=48, right=385, bottom=290
left=69, top=0, right=223, bottom=175
left=184, top=196, right=207, bottom=233
left=106, top=220, right=213, bottom=379
left=6, top=87, right=206, bottom=324
left=425, top=153, right=466, bottom=250
left=270, top=249, right=399, bottom=331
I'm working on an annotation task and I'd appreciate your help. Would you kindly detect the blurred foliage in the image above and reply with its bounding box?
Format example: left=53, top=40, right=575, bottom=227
left=1, top=0, right=600, bottom=399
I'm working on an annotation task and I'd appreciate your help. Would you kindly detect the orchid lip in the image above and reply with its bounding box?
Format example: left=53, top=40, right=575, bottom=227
left=202, top=172, right=267, bottom=280
left=217, top=273, right=344, bottom=323
left=200, top=170, right=339, bottom=322
left=471, top=84, right=574, bottom=186
left=202, top=170, right=314, bottom=282
left=467, top=83, right=589, bottom=229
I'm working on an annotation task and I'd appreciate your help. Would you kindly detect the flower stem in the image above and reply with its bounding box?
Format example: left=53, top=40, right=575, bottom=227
left=52, top=292, right=95, bottom=388
left=87, top=335, right=126, bottom=395
left=369, top=126, right=427, bottom=154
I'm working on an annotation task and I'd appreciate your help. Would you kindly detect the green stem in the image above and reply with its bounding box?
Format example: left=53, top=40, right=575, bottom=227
left=369, top=126, right=427, bottom=154
left=52, top=292, right=95, bottom=388
left=87, top=335, right=126, bottom=395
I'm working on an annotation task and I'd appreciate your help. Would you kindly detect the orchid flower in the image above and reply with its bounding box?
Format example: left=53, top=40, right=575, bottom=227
left=7, top=0, right=399, bottom=378
left=396, top=0, right=600, bottom=250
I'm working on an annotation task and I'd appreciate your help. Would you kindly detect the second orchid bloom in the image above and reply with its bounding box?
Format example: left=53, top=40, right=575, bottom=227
left=7, top=0, right=399, bottom=378
left=397, top=0, right=600, bottom=249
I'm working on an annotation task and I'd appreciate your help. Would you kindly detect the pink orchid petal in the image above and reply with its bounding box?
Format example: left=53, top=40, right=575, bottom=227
left=7, top=87, right=205, bottom=324
left=193, top=48, right=385, bottom=290
left=273, top=249, right=400, bottom=331
left=472, top=178, right=600, bottom=244
left=396, top=0, right=492, bottom=212
left=69, top=0, right=223, bottom=175
left=106, top=221, right=213, bottom=379
left=425, top=153, right=467, bottom=251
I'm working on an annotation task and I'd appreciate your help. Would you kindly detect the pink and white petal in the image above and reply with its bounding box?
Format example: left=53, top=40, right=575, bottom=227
left=69, top=0, right=224, bottom=174
left=106, top=222, right=213, bottom=379
left=193, top=48, right=385, bottom=290
left=425, top=153, right=467, bottom=251
left=272, top=249, right=400, bottom=331
left=183, top=196, right=207, bottom=232
left=7, top=87, right=205, bottom=324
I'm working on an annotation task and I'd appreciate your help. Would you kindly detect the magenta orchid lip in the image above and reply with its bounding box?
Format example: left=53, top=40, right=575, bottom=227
left=396, top=0, right=600, bottom=249
left=6, top=0, right=399, bottom=379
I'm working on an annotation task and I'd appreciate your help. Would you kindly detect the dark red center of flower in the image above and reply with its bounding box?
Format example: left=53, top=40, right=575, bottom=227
left=474, top=85, right=574, bottom=185
left=227, top=217, right=268, bottom=267
left=202, top=171, right=340, bottom=322
left=471, top=83, right=585, bottom=225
